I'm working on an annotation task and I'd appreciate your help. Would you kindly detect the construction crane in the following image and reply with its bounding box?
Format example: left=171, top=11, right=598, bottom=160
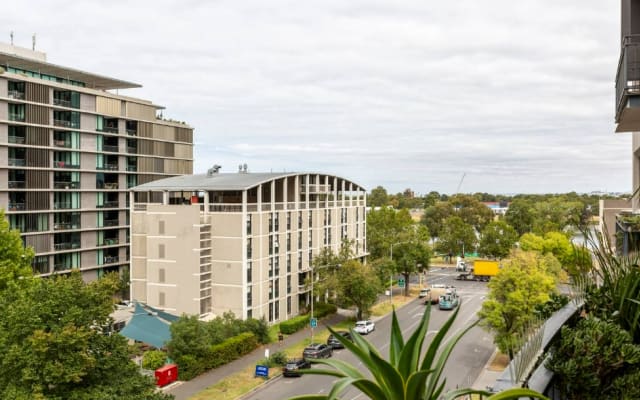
left=455, top=173, right=466, bottom=194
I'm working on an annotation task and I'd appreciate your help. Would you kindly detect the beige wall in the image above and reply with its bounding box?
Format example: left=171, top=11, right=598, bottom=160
left=600, top=198, right=632, bottom=250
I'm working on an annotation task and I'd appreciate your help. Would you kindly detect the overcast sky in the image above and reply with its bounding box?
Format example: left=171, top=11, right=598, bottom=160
left=2, top=1, right=629, bottom=195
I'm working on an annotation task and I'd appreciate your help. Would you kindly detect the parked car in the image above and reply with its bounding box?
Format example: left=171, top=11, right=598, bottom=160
left=419, top=288, right=430, bottom=298
left=354, top=320, right=375, bottom=335
left=303, top=343, right=333, bottom=359
left=327, top=331, right=353, bottom=349
left=282, top=358, right=311, bottom=377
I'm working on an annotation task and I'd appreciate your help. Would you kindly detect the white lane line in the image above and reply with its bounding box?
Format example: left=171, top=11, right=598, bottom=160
left=413, top=312, right=424, bottom=318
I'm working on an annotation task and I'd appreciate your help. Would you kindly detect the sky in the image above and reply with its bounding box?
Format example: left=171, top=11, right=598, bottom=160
left=2, top=1, right=629, bottom=195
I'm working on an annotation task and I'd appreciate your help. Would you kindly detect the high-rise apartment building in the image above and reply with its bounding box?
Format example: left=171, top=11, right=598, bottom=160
left=130, top=171, right=367, bottom=320
left=0, top=43, right=193, bottom=280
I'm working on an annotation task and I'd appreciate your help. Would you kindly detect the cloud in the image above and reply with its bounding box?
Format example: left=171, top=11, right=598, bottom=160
left=2, top=0, right=628, bottom=194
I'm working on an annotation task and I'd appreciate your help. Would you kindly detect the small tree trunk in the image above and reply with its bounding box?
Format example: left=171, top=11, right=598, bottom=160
left=404, top=272, right=410, bottom=297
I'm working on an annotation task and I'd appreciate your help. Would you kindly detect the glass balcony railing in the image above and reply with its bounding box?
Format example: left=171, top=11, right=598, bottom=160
left=54, top=119, right=72, bottom=127
left=54, top=202, right=72, bottom=210
left=8, top=135, right=25, bottom=144
left=103, top=145, right=119, bottom=152
left=103, top=256, right=119, bottom=264
left=8, top=158, right=26, bottom=166
left=54, top=242, right=80, bottom=250
left=54, top=181, right=80, bottom=189
left=8, top=202, right=25, bottom=211
left=8, top=181, right=25, bottom=188
left=97, top=164, right=119, bottom=171
left=99, top=238, right=119, bottom=246
left=8, top=90, right=25, bottom=99
left=54, top=161, right=80, bottom=169
left=54, top=222, right=80, bottom=230
left=9, top=113, right=25, bottom=122
left=97, top=201, right=119, bottom=209
left=53, top=98, right=72, bottom=107
left=103, top=219, right=119, bottom=227
left=104, top=183, right=119, bottom=190
left=54, top=139, right=71, bottom=148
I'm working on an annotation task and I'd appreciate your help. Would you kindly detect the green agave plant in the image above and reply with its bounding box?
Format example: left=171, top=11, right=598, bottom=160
left=290, top=305, right=547, bottom=400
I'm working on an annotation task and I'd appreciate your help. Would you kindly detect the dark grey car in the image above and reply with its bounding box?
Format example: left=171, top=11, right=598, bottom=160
left=302, top=343, right=333, bottom=359
left=326, top=331, right=353, bottom=349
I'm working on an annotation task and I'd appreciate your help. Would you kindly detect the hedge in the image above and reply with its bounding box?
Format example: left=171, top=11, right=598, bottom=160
left=279, top=302, right=338, bottom=335
left=176, top=332, right=258, bottom=380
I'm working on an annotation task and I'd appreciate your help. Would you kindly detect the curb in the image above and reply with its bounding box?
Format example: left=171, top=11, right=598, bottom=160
left=236, top=374, right=283, bottom=400
left=472, top=347, right=499, bottom=390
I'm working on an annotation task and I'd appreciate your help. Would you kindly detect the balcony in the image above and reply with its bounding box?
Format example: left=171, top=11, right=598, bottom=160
left=103, top=219, right=119, bottom=227
left=8, top=90, right=25, bottom=100
left=126, top=165, right=137, bottom=172
left=54, top=161, right=80, bottom=169
left=126, top=129, right=137, bottom=136
left=8, top=181, right=25, bottom=188
left=54, top=181, right=80, bottom=189
left=104, top=182, right=119, bottom=190
left=103, top=145, right=119, bottom=153
left=54, top=242, right=80, bottom=250
left=54, top=202, right=72, bottom=210
left=8, top=158, right=26, bottom=166
left=103, top=256, right=119, bottom=264
left=8, top=135, right=25, bottom=144
left=99, top=238, right=119, bottom=246
left=54, top=222, right=80, bottom=231
left=98, top=201, right=119, bottom=209
left=97, top=164, right=119, bottom=171
left=53, top=98, right=72, bottom=107
left=127, top=146, right=137, bottom=154
left=54, top=139, right=71, bottom=148
left=54, top=119, right=73, bottom=127
left=8, top=202, right=25, bottom=211
left=616, top=35, right=640, bottom=132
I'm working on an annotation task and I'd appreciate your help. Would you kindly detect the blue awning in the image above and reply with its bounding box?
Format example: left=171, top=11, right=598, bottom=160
left=119, top=303, right=177, bottom=348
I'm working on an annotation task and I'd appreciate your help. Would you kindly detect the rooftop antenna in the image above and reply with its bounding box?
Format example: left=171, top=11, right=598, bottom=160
left=10, top=31, right=13, bottom=45
left=32, top=33, right=36, bottom=50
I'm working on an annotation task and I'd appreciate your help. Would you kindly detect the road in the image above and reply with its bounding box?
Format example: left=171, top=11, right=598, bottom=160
left=244, top=268, right=493, bottom=400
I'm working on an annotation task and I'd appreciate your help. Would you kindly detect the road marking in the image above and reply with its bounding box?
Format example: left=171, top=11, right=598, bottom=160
left=413, top=312, right=424, bottom=318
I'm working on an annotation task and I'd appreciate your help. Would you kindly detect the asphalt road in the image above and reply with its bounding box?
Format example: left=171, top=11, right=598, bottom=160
left=244, top=268, right=493, bottom=400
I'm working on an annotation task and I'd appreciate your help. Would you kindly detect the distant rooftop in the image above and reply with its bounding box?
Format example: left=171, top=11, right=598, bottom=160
left=132, top=172, right=365, bottom=192
left=0, top=42, right=141, bottom=90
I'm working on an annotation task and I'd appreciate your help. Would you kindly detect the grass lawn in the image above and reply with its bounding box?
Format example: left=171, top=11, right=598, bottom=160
left=370, top=287, right=420, bottom=317
left=188, top=319, right=355, bottom=400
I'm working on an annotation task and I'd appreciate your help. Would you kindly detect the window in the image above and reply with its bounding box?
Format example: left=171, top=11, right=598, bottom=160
left=287, top=212, right=291, bottom=230
left=274, top=300, right=280, bottom=320
left=287, top=233, right=291, bottom=251
left=247, top=286, right=252, bottom=307
left=247, top=261, right=252, bottom=283
left=287, top=296, right=291, bottom=314
left=159, top=268, right=165, bottom=283
left=275, top=278, right=280, bottom=297
left=287, top=276, right=291, bottom=294
left=159, top=292, right=165, bottom=306
left=298, top=212, right=302, bottom=229
left=246, top=214, right=252, bottom=235
left=159, top=220, right=165, bottom=234
left=246, top=238, right=252, bottom=259
left=8, top=103, right=25, bottom=121
left=159, top=244, right=165, bottom=258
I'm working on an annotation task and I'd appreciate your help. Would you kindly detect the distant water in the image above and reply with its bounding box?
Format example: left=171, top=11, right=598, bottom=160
left=571, top=226, right=598, bottom=249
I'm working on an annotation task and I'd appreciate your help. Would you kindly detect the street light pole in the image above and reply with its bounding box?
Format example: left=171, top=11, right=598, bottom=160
left=311, top=269, right=314, bottom=343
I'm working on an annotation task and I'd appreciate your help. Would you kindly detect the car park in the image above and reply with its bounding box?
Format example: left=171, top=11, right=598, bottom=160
left=326, top=331, right=353, bottom=349
left=354, top=320, right=375, bottom=335
left=302, top=343, right=333, bottom=359
left=282, top=358, right=311, bottom=377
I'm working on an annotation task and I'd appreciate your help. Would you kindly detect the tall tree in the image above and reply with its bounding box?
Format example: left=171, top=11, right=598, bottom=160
left=478, top=220, right=518, bottom=259
left=448, top=194, right=495, bottom=232
left=478, top=250, right=559, bottom=359
left=391, top=225, right=432, bottom=296
left=368, top=186, right=389, bottom=208
left=435, top=216, right=476, bottom=257
left=335, top=260, right=382, bottom=319
left=366, top=207, right=415, bottom=259
left=421, top=201, right=455, bottom=239
left=0, top=209, right=34, bottom=290
left=0, top=272, right=170, bottom=399
left=504, top=198, right=535, bottom=236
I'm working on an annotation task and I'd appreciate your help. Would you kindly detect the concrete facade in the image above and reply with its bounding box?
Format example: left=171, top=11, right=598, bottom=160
left=130, top=172, right=367, bottom=322
left=0, top=43, right=193, bottom=280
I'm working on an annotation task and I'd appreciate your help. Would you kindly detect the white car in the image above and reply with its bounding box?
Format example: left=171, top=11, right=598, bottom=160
left=419, top=288, right=430, bottom=298
left=354, top=320, right=375, bottom=335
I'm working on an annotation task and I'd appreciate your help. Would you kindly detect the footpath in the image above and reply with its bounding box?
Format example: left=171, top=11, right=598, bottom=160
left=165, top=313, right=346, bottom=400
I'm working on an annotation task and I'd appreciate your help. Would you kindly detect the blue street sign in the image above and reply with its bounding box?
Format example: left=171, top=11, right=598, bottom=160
left=255, top=365, right=269, bottom=378
left=310, top=317, right=318, bottom=328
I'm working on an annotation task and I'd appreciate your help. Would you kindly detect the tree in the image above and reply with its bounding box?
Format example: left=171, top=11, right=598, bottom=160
left=290, top=306, right=546, bottom=400
left=335, top=260, right=382, bottom=319
left=420, top=201, right=455, bottom=239
left=0, top=209, right=34, bottom=291
left=448, top=194, right=494, bottom=232
left=368, top=186, right=389, bottom=208
left=519, top=231, right=575, bottom=278
left=504, top=198, right=535, bottom=236
left=422, top=191, right=441, bottom=208
left=366, top=207, right=415, bottom=259
left=435, top=216, right=476, bottom=257
left=478, top=250, right=559, bottom=359
left=478, top=220, right=518, bottom=259
left=391, top=225, right=431, bottom=296
left=0, top=272, right=170, bottom=400
left=546, top=318, right=640, bottom=400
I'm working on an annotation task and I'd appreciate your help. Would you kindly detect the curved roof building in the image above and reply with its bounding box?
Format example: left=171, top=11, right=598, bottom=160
left=130, top=170, right=367, bottom=321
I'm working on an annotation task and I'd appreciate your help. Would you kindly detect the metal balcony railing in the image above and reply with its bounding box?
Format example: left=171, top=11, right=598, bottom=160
left=616, top=35, right=640, bottom=122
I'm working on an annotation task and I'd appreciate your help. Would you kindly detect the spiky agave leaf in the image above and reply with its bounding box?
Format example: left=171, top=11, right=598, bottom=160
left=442, top=387, right=549, bottom=400
left=396, top=304, right=431, bottom=380
left=388, top=307, right=405, bottom=367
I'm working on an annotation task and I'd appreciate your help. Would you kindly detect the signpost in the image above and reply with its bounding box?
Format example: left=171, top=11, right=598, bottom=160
left=398, top=278, right=405, bottom=288
left=310, top=317, right=317, bottom=328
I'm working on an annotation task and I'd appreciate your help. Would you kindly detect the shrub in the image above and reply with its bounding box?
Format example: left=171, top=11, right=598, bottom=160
left=142, top=350, right=167, bottom=370
left=258, top=351, right=288, bottom=368
left=314, top=302, right=338, bottom=318
left=279, top=315, right=309, bottom=334
left=244, top=317, right=270, bottom=343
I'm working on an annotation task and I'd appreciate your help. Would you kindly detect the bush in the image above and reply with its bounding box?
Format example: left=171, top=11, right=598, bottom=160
left=142, top=350, right=167, bottom=370
left=314, top=302, right=338, bottom=319
left=244, top=317, right=270, bottom=344
left=258, top=351, right=288, bottom=368
left=279, top=315, right=309, bottom=334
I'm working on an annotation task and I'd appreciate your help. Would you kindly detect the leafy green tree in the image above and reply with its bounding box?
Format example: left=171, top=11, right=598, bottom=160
left=531, top=198, right=584, bottom=234
left=368, top=186, right=389, bottom=207
left=478, top=250, right=558, bottom=359
left=422, top=191, right=441, bottom=208
left=504, top=198, right=535, bottom=236
left=143, top=350, right=168, bottom=370
left=420, top=201, right=455, bottom=239
left=435, top=216, right=476, bottom=257
left=478, top=220, right=518, bottom=259
left=366, top=207, right=415, bottom=259
left=448, top=194, right=495, bottom=232
left=0, top=272, right=170, bottom=400
left=546, top=318, right=640, bottom=400
left=391, top=225, right=431, bottom=296
left=519, top=231, right=577, bottom=278
left=335, top=260, right=382, bottom=319
left=291, top=306, right=547, bottom=400
left=0, top=209, right=34, bottom=290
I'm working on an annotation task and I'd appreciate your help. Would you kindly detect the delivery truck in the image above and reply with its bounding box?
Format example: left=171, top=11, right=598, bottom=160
left=456, top=259, right=500, bottom=281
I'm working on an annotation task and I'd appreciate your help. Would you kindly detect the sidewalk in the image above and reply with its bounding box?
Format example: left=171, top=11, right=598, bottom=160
left=166, top=313, right=346, bottom=400
left=471, top=348, right=504, bottom=392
